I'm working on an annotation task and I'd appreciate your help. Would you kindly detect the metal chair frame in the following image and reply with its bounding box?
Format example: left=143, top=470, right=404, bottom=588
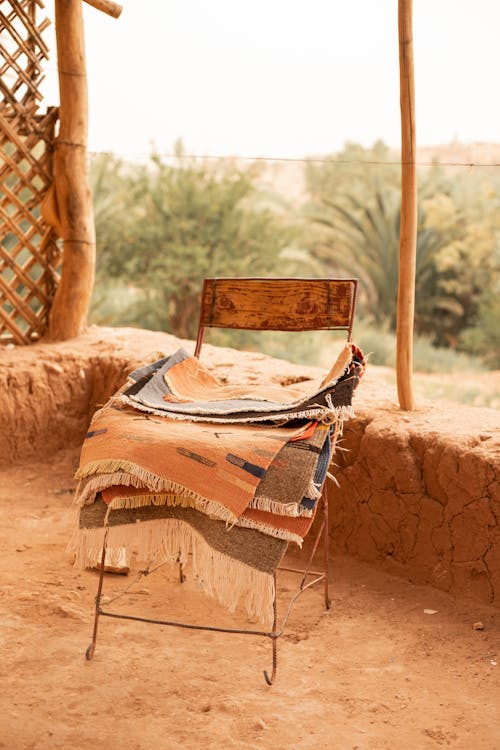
left=85, top=277, right=358, bottom=684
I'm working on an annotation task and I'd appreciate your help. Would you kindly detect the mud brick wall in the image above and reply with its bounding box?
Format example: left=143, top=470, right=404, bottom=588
left=330, top=409, right=499, bottom=606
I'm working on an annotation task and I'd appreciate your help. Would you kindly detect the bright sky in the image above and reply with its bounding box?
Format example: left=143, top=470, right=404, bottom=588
left=40, top=0, right=500, bottom=159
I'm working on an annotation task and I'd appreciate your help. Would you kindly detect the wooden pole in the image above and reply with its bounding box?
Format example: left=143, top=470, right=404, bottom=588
left=83, top=0, right=123, bottom=19
left=48, top=0, right=95, bottom=340
left=396, top=0, right=417, bottom=410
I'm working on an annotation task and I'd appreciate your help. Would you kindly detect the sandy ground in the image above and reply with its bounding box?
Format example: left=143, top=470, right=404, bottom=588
left=1, top=447, right=499, bottom=750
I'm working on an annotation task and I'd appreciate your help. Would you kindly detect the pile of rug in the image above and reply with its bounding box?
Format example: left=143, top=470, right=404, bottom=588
left=70, top=343, right=365, bottom=622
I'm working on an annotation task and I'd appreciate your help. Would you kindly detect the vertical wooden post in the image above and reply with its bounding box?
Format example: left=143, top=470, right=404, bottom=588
left=48, top=0, right=95, bottom=340
left=396, top=0, right=417, bottom=410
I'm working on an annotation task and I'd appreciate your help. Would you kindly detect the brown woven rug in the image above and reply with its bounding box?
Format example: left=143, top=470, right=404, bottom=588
left=76, top=497, right=287, bottom=623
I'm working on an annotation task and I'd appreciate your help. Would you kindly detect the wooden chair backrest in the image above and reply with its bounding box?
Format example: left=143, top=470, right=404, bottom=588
left=194, top=277, right=358, bottom=357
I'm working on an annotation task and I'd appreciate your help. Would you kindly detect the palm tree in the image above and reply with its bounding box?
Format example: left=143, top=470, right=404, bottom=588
left=308, top=186, right=465, bottom=341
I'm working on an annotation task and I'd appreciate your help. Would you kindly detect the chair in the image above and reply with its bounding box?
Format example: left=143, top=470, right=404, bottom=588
left=85, top=277, right=358, bottom=684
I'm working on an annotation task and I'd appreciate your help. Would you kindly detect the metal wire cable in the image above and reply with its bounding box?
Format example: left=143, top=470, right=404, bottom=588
left=85, top=150, right=500, bottom=169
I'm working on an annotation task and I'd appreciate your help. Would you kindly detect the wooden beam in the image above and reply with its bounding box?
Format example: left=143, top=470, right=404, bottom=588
left=83, top=0, right=123, bottom=19
left=48, top=0, right=96, bottom=340
left=396, top=0, right=417, bottom=410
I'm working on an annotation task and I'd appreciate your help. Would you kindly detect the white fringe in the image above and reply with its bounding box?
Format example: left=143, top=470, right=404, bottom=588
left=247, top=495, right=315, bottom=519
left=76, top=471, right=149, bottom=507
left=248, top=495, right=303, bottom=517
left=75, top=460, right=238, bottom=526
left=304, top=478, right=322, bottom=500
left=326, top=471, right=341, bottom=488
left=322, top=398, right=356, bottom=426
left=108, top=493, right=180, bottom=511
left=118, top=394, right=355, bottom=426
left=235, top=516, right=303, bottom=547
left=68, top=519, right=275, bottom=623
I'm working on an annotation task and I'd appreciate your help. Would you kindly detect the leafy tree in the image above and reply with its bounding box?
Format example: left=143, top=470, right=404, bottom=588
left=306, top=184, right=466, bottom=340
left=90, top=145, right=305, bottom=338
left=460, top=263, right=500, bottom=368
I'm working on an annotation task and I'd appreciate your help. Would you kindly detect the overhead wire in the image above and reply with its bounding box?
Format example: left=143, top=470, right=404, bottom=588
left=85, top=150, right=500, bottom=169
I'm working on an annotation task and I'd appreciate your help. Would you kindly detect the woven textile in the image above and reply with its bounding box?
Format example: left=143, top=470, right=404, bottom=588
left=76, top=497, right=288, bottom=623
left=76, top=405, right=309, bottom=525
left=71, top=344, right=365, bottom=622
left=121, top=343, right=364, bottom=423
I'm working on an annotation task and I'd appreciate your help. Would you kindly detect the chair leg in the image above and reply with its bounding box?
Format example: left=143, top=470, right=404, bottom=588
left=178, top=551, right=186, bottom=583
left=263, top=573, right=278, bottom=685
left=299, top=515, right=325, bottom=591
left=86, top=529, right=109, bottom=660
left=323, top=488, right=331, bottom=610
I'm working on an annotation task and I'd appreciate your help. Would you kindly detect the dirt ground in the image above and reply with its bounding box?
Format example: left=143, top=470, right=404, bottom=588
left=1, top=446, right=499, bottom=750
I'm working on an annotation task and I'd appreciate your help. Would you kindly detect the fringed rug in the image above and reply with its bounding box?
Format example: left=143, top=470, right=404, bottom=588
left=71, top=344, right=365, bottom=622
left=76, top=497, right=287, bottom=623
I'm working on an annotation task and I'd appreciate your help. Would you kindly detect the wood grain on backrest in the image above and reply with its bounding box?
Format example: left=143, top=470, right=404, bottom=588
left=195, top=278, right=357, bottom=356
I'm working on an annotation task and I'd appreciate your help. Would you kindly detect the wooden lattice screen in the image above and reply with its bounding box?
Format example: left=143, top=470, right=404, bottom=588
left=0, top=0, right=61, bottom=344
